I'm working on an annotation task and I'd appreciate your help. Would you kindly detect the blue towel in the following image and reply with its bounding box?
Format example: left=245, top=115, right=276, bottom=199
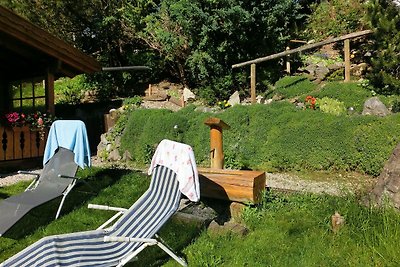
left=43, top=120, right=91, bottom=169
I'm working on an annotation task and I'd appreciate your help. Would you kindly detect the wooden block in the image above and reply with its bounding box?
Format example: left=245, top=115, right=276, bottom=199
left=198, top=167, right=266, bottom=204
left=204, top=117, right=230, bottom=130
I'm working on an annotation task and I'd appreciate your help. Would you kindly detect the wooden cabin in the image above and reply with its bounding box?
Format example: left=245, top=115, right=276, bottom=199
left=0, top=6, right=101, bottom=166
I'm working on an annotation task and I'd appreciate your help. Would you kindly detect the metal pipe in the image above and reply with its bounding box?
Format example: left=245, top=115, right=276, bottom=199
left=102, top=66, right=151, bottom=71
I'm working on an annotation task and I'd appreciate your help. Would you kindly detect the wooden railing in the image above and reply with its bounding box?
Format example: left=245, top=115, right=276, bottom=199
left=232, top=30, right=373, bottom=103
left=0, top=126, right=47, bottom=161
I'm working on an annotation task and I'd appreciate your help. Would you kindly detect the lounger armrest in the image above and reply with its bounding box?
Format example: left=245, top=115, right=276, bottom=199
left=88, top=204, right=128, bottom=212
left=58, top=174, right=79, bottom=180
left=18, top=171, right=40, bottom=178
left=104, top=236, right=157, bottom=244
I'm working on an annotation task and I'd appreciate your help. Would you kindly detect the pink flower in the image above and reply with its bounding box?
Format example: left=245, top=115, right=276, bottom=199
left=37, top=118, right=44, bottom=126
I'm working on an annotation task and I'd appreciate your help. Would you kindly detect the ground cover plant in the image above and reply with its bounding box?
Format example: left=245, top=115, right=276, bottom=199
left=0, top=168, right=200, bottom=266
left=118, top=78, right=400, bottom=176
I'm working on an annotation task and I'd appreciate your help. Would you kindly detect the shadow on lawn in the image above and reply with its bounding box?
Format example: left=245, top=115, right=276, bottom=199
left=2, top=168, right=132, bottom=239
left=126, top=216, right=205, bottom=267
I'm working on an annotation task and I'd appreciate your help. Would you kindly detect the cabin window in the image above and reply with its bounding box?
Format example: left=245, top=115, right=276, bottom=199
left=10, top=79, right=46, bottom=113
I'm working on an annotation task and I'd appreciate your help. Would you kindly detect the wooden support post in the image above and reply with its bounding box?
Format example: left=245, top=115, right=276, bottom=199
left=286, top=46, right=291, bottom=74
left=45, top=70, right=55, bottom=115
left=344, top=39, right=351, bottom=82
left=204, top=117, right=230, bottom=169
left=250, top=64, right=256, bottom=104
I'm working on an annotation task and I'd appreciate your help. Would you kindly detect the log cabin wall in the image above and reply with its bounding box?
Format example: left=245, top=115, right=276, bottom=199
left=0, top=6, right=101, bottom=166
left=0, top=126, right=47, bottom=161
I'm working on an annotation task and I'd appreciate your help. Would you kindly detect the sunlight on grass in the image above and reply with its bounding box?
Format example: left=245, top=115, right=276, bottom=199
left=164, top=191, right=400, bottom=267
left=3, top=169, right=400, bottom=266
left=0, top=168, right=200, bottom=266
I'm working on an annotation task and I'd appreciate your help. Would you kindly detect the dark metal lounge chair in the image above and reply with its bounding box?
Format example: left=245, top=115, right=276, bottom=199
left=0, top=119, right=91, bottom=237
left=0, top=147, right=78, bottom=236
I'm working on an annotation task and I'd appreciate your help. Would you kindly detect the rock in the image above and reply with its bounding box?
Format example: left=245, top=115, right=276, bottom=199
left=265, top=99, right=273, bottom=105
left=315, top=65, right=330, bottom=82
left=256, top=95, right=265, bottom=104
left=183, top=87, right=196, bottom=102
left=105, top=143, right=112, bottom=152
left=108, top=149, right=121, bottom=161
left=351, top=63, right=368, bottom=77
left=195, top=106, right=215, bottom=113
left=228, top=91, right=241, bottom=106
left=158, top=80, right=171, bottom=89
left=114, top=136, right=121, bottom=148
left=272, top=94, right=284, bottom=101
left=369, top=142, right=400, bottom=209
left=362, top=97, right=390, bottom=117
left=327, top=62, right=344, bottom=71
left=230, top=202, right=246, bottom=223
left=122, top=150, right=132, bottom=162
left=331, top=211, right=345, bottom=233
left=207, top=220, right=249, bottom=237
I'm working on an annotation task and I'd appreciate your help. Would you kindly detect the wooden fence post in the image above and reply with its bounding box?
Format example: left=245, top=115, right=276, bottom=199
left=344, top=39, right=351, bottom=82
left=286, top=46, right=291, bottom=74
left=250, top=64, right=256, bottom=104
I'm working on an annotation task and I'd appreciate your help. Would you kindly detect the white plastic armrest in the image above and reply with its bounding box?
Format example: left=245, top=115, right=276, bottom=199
left=18, top=171, right=40, bottom=178
left=104, top=236, right=157, bottom=244
left=88, top=204, right=127, bottom=212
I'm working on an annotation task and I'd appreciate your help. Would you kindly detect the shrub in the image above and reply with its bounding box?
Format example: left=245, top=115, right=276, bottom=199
left=318, top=97, right=347, bottom=115
left=120, top=109, right=190, bottom=165
left=55, top=76, right=87, bottom=104
left=303, top=0, right=368, bottom=41
left=314, top=81, right=373, bottom=112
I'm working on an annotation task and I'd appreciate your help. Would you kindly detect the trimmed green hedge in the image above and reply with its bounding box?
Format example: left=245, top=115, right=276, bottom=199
left=119, top=102, right=400, bottom=176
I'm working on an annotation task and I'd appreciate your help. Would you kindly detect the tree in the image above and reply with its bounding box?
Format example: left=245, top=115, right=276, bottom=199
left=140, top=0, right=303, bottom=100
left=367, top=0, right=400, bottom=94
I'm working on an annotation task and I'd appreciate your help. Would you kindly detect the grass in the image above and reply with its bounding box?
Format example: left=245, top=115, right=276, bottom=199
left=2, top=168, right=400, bottom=266
left=0, top=167, right=200, bottom=265
left=164, top=191, right=400, bottom=267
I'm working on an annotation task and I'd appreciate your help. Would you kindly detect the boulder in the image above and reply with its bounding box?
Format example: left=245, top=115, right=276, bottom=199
left=183, top=87, right=196, bottom=102
left=256, top=95, right=265, bottom=104
left=362, top=97, right=390, bottom=117
left=369, top=143, right=400, bottom=209
left=108, top=149, right=121, bottom=161
left=122, top=150, right=132, bottom=162
left=228, top=91, right=241, bottom=106
left=351, top=63, right=368, bottom=77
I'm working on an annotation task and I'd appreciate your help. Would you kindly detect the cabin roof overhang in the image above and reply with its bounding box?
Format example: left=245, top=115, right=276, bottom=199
left=0, top=6, right=101, bottom=82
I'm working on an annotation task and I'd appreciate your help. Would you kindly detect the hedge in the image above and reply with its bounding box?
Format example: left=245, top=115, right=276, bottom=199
left=120, top=102, right=400, bottom=176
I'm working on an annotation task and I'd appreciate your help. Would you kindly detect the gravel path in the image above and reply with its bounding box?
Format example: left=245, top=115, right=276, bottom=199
left=1, top=157, right=375, bottom=195
left=0, top=169, right=40, bottom=187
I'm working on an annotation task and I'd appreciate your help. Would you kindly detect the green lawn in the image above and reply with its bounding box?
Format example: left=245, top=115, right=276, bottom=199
left=164, top=192, right=400, bottom=267
left=1, top=168, right=400, bottom=266
left=0, top=167, right=199, bottom=266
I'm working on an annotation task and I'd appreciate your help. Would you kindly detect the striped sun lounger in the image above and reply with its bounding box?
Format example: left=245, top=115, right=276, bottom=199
left=1, top=164, right=189, bottom=267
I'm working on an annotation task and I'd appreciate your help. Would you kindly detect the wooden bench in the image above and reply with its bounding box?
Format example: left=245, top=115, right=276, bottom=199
left=198, top=167, right=266, bottom=204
